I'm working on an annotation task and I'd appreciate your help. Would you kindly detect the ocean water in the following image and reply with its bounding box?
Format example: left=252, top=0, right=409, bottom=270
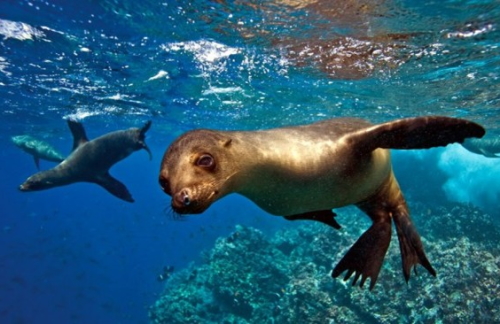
left=1, top=0, right=500, bottom=323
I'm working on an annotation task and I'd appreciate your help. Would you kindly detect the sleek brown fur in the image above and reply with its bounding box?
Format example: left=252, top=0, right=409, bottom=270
left=159, top=116, right=484, bottom=289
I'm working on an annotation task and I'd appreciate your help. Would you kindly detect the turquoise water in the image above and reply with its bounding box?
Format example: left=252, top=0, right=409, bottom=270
left=1, top=0, right=500, bottom=323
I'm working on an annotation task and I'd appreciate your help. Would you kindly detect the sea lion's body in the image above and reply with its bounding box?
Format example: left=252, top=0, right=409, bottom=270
left=217, top=119, right=392, bottom=216
left=12, top=135, right=65, bottom=169
left=19, top=120, right=152, bottom=202
left=159, top=116, right=485, bottom=289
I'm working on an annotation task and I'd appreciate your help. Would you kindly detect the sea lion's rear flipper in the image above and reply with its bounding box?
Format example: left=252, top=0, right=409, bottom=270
left=93, top=173, right=134, bottom=203
left=332, top=218, right=391, bottom=290
left=284, top=210, right=341, bottom=230
left=33, top=156, right=40, bottom=170
left=67, top=119, right=89, bottom=151
left=139, top=120, right=153, bottom=160
left=348, top=116, right=485, bottom=153
left=140, top=120, right=152, bottom=136
left=392, top=208, right=436, bottom=282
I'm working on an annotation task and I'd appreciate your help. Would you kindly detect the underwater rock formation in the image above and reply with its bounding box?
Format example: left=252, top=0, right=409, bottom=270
left=149, top=204, right=500, bottom=323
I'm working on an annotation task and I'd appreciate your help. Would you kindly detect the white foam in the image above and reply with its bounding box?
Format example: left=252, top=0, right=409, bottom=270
left=100, top=93, right=144, bottom=105
left=146, top=70, right=169, bottom=81
left=446, top=24, right=494, bottom=39
left=0, top=56, right=10, bottom=76
left=202, top=86, right=243, bottom=95
left=161, top=40, right=240, bottom=64
left=438, top=144, right=500, bottom=211
left=64, top=108, right=102, bottom=120
left=0, top=19, right=45, bottom=41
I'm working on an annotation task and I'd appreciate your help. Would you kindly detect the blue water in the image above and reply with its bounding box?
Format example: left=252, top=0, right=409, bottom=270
left=1, top=0, right=500, bottom=323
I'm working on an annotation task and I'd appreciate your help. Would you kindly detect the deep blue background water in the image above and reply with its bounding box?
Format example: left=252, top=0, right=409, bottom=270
left=1, top=0, right=500, bottom=323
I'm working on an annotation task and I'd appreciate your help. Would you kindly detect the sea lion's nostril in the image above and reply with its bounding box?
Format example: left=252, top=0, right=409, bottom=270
left=180, top=189, right=191, bottom=206
left=173, top=189, right=191, bottom=208
left=183, top=195, right=190, bottom=206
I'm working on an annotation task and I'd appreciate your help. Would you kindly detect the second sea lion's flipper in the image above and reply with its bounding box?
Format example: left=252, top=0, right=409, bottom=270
left=392, top=209, right=436, bottom=282
left=284, top=210, right=341, bottom=229
left=332, top=219, right=391, bottom=290
left=33, top=156, right=40, bottom=170
left=93, top=173, right=134, bottom=203
left=348, top=116, right=485, bottom=153
left=67, top=119, right=89, bottom=151
left=139, top=120, right=153, bottom=160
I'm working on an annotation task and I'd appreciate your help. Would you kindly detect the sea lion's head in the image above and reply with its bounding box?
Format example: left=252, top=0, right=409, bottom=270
left=19, top=171, right=59, bottom=191
left=159, top=129, right=235, bottom=215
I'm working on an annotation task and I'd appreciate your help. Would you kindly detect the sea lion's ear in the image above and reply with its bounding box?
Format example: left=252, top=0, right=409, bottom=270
left=221, top=138, right=232, bottom=148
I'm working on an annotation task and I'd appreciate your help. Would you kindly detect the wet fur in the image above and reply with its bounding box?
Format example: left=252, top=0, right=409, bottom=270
left=19, top=120, right=152, bottom=202
left=159, top=116, right=485, bottom=289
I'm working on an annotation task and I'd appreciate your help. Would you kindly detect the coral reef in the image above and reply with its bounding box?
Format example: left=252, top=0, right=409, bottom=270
left=149, top=204, right=500, bottom=323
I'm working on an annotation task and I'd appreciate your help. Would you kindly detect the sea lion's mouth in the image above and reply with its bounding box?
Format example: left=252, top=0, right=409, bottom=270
left=171, top=200, right=207, bottom=215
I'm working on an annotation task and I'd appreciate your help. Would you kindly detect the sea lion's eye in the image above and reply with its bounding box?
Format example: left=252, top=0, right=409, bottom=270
left=196, top=154, right=215, bottom=169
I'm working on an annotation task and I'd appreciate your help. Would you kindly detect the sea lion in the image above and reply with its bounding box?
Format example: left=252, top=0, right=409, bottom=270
left=159, top=116, right=485, bottom=289
left=461, top=137, right=500, bottom=158
left=11, top=135, right=65, bottom=170
left=19, top=119, right=152, bottom=202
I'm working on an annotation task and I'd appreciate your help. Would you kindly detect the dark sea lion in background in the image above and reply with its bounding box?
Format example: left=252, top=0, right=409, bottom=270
left=11, top=135, right=65, bottom=170
left=159, top=116, right=485, bottom=289
left=19, top=120, right=152, bottom=202
left=461, top=137, right=500, bottom=158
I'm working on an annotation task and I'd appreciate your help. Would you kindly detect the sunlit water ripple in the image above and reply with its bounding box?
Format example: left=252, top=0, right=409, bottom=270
left=1, top=0, right=499, bottom=135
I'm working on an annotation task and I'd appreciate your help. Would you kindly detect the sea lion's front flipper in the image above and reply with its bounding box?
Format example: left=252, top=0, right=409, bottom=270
left=392, top=208, right=436, bottom=282
left=284, top=210, right=341, bottom=229
left=348, top=116, right=485, bottom=153
left=33, top=156, right=40, bottom=170
left=67, top=119, right=89, bottom=151
left=93, top=173, right=134, bottom=203
left=332, top=217, right=391, bottom=290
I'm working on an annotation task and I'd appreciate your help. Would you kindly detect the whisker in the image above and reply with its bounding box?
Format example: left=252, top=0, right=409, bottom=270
left=162, top=204, right=186, bottom=221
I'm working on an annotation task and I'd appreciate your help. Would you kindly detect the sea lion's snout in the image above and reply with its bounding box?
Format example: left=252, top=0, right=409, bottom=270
left=173, top=189, right=191, bottom=208
left=171, top=188, right=206, bottom=214
left=159, top=173, right=212, bottom=214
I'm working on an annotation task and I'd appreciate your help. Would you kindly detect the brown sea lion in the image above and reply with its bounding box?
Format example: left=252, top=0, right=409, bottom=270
left=19, top=119, right=152, bottom=202
left=158, top=116, right=485, bottom=289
